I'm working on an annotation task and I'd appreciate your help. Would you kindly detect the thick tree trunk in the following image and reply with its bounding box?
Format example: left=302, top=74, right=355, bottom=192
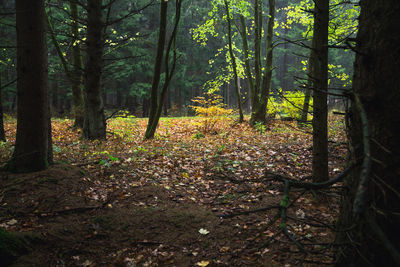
left=335, top=1, right=400, bottom=266
left=82, top=0, right=106, bottom=140
left=0, top=74, right=5, bottom=141
left=70, top=2, right=84, bottom=128
left=311, top=0, right=329, bottom=182
left=11, top=0, right=51, bottom=172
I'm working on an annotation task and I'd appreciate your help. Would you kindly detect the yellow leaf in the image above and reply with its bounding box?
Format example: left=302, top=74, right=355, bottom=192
left=196, top=261, right=210, bottom=266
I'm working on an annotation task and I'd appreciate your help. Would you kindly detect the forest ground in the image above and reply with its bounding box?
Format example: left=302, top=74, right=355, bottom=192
left=0, top=115, right=347, bottom=266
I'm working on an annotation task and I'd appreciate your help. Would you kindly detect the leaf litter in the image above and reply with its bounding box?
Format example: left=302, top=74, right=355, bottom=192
left=0, top=115, right=347, bottom=266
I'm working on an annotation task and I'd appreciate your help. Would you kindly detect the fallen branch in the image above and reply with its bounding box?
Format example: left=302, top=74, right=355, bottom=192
left=266, top=164, right=354, bottom=190
left=280, top=180, right=307, bottom=254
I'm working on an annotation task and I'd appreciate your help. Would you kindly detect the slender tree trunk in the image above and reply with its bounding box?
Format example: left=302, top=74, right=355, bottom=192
left=250, top=0, right=262, bottom=125
left=301, top=41, right=316, bottom=123
left=0, top=73, right=5, bottom=141
left=311, top=0, right=329, bottom=182
left=224, top=0, right=243, bottom=122
left=10, top=0, right=51, bottom=172
left=70, top=2, right=84, bottom=128
left=82, top=0, right=106, bottom=140
left=239, top=15, right=255, bottom=115
left=260, top=0, right=275, bottom=118
left=145, top=0, right=182, bottom=139
left=335, top=1, right=400, bottom=265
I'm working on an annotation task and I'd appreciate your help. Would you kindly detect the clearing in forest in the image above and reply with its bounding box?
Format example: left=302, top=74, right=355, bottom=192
left=0, top=115, right=346, bottom=266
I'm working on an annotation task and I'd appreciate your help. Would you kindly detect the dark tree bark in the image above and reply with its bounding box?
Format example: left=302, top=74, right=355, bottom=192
left=335, top=1, right=400, bottom=266
left=145, top=0, right=182, bottom=139
left=82, top=0, right=106, bottom=140
left=0, top=74, right=5, bottom=142
left=70, top=1, right=85, bottom=128
left=311, top=0, right=329, bottom=182
left=10, top=0, right=52, bottom=172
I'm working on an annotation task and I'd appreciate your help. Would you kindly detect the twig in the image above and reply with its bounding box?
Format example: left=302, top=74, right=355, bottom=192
left=218, top=205, right=281, bottom=218
left=280, top=180, right=307, bottom=253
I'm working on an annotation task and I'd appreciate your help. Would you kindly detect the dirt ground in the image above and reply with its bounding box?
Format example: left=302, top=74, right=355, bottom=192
left=0, top=118, right=346, bottom=266
left=0, top=163, right=338, bottom=267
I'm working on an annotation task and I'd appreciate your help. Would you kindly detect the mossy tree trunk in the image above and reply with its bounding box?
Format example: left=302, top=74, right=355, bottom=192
left=335, top=0, right=400, bottom=265
left=82, top=0, right=106, bottom=140
left=311, top=0, right=329, bottom=182
left=10, top=0, right=52, bottom=172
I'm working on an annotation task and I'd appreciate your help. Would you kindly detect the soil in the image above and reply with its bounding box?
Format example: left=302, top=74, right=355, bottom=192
left=0, top=162, right=338, bottom=267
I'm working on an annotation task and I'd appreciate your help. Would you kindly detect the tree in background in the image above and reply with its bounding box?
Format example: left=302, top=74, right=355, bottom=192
left=70, top=1, right=85, bottom=128
left=9, top=0, right=52, bottom=171
left=0, top=75, right=5, bottom=142
left=223, top=0, right=243, bottom=123
left=335, top=0, right=400, bottom=265
left=145, top=0, right=183, bottom=139
left=249, top=0, right=275, bottom=125
left=82, top=0, right=106, bottom=140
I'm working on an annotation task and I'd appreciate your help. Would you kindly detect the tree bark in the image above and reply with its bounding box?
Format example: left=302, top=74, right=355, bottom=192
left=311, top=0, right=329, bottom=182
left=224, top=0, right=244, bottom=123
left=10, top=0, right=51, bottom=172
left=0, top=73, right=5, bottom=142
left=82, top=0, right=106, bottom=140
left=301, top=39, right=316, bottom=123
left=70, top=2, right=84, bottom=128
left=250, top=0, right=275, bottom=125
left=145, top=0, right=182, bottom=139
left=335, top=1, right=400, bottom=265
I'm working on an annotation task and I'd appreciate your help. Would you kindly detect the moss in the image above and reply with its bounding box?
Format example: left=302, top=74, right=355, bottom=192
left=0, top=227, right=27, bottom=266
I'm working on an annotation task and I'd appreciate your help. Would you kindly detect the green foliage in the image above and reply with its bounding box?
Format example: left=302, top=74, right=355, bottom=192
left=0, top=227, right=26, bottom=265
left=192, top=132, right=205, bottom=139
left=268, top=90, right=313, bottom=120
left=254, top=121, right=266, bottom=135
left=190, top=91, right=234, bottom=134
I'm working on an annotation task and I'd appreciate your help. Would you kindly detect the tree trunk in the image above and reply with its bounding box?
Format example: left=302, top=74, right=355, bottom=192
left=70, top=2, right=84, bottom=128
left=144, top=0, right=168, bottom=138
left=145, top=0, right=182, bottom=139
left=224, top=0, right=244, bottom=123
left=335, top=1, right=400, bottom=266
left=250, top=0, right=275, bottom=125
left=250, top=0, right=262, bottom=125
left=10, top=0, right=51, bottom=172
left=82, top=0, right=106, bottom=140
left=311, top=0, right=329, bottom=182
left=260, top=0, right=275, bottom=118
left=301, top=40, right=316, bottom=123
left=0, top=73, right=5, bottom=142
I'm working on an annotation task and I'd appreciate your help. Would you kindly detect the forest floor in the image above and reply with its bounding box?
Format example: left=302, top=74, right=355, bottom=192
left=0, top=115, right=347, bottom=266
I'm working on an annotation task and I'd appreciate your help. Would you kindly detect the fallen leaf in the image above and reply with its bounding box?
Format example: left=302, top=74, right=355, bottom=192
left=196, top=261, right=210, bottom=266
left=199, top=228, right=209, bottom=235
